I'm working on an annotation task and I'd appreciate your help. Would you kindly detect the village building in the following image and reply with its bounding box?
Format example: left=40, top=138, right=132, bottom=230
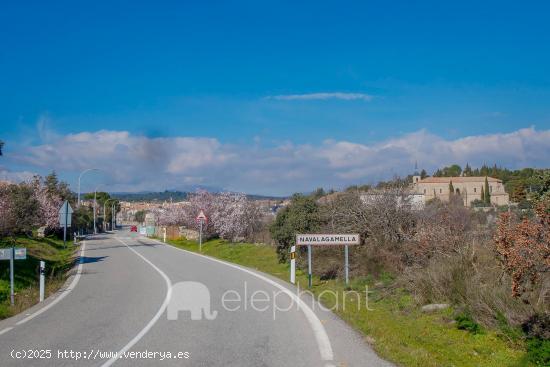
left=412, top=174, right=509, bottom=207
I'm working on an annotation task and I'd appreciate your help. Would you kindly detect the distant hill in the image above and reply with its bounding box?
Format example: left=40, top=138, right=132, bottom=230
left=111, top=190, right=286, bottom=202
left=111, top=191, right=188, bottom=202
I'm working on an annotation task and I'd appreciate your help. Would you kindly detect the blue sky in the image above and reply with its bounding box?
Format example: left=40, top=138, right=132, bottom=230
left=1, top=1, right=549, bottom=195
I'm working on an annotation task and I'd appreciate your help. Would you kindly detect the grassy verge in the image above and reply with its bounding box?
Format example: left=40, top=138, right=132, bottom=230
left=166, top=237, right=533, bottom=367
left=0, top=236, right=76, bottom=319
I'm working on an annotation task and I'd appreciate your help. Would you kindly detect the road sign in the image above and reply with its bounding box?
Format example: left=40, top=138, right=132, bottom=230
left=295, top=234, right=360, bottom=286
left=59, top=200, right=74, bottom=246
left=0, top=247, right=26, bottom=260
left=296, top=234, right=360, bottom=246
left=196, top=210, right=207, bottom=252
left=58, top=200, right=73, bottom=227
left=0, top=249, right=10, bottom=260
left=195, top=210, right=208, bottom=223
left=14, top=248, right=26, bottom=259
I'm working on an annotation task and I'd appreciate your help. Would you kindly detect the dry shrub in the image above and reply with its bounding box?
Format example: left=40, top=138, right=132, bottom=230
left=319, top=188, right=416, bottom=276
left=494, top=202, right=550, bottom=299
left=403, top=196, right=472, bottom=267
left=403, top=240, right=544, bottom=328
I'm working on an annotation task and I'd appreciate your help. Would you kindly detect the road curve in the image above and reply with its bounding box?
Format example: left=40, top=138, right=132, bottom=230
left=0, top=229, right=392, bottom=367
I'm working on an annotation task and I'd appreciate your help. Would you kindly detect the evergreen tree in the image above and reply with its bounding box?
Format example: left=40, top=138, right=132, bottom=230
left=420, top=169, right=428, bottom=179
left=480, top=186, right=485, bottom=203
left=463, top=163, right=472, bottom=176
left=511, top=182, right=527, bottom=203
left=449, top=180, right=454, bottom=195
left=270, top=194, right=321, bottom=262
left=484, top=176, right=491, bottom=204
left=491, top=164, right=498, bottom=177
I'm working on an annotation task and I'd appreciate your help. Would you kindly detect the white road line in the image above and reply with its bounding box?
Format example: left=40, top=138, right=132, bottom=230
left=14, top=241, right=87, bottom=326
left=101, top=237, right=172, bottom=367
left=0, top=327, right=13, bottom=335
left=157, top=238, right=335, bottom=362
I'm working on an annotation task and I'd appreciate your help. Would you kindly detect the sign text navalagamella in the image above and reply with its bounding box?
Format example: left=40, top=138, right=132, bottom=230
left=296, top=234, right=360, bottom=246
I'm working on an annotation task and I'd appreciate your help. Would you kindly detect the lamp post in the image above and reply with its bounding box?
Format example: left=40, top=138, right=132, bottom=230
left=77, top=168, right=99, bottom=207
left=104, top=199, right=116, bottom=232
left=112, top=203, right=116, bottom=230
left=93, top=185, right=104, bottom=235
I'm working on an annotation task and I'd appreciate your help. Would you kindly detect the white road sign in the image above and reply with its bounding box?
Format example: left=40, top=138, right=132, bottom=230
left=0, top=248, right=27, bottom=260
left=296, top=234, right=360, bottom=246
left=196, top=210, right=208, bottom=223
left=0, top=249, right=11, bottom=260
left=58, top=200, right=74, bottom=227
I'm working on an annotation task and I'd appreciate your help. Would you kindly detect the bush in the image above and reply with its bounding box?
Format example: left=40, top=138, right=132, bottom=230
left=472, top=199, right=490, bottom=208
left=404, top=242, right=535, bottom=329
left=522, top=313, right=550, bottom=340
left=269, top=194, right=321, bottom=262
left=525, top=338, right=550, bottom=366
left=455, top=311, right=483, bottom=334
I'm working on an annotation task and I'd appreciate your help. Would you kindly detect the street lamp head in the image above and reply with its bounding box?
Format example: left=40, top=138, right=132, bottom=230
left=77, top=168, right=102, bottom=207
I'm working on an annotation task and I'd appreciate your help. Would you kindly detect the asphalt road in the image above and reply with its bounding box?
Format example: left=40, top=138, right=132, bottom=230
left=0, top=229, right=393, bottom=367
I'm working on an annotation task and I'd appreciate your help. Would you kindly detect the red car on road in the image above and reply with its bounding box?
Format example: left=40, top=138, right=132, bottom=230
left=130, top=225, right=138, bottom=232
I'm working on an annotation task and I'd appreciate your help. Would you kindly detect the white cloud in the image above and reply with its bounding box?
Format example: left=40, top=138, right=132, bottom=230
left=266, top=92, right=373, bottom=101
left=7, top=127, right=550, bottom=195
left=0, top=167, right=36, bottom=183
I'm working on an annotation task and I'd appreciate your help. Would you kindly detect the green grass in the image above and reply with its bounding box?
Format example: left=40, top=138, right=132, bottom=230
left=166, top=237, right=533, bottom=367
left=0, top=236, right=75, bottom=319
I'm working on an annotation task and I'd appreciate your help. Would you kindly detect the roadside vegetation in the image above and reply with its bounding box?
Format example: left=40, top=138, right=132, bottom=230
left=0, top=148, right=113, bottom=319
left=0, top=236, right=74, bottom=319
left=165, top=238, right=538, bottom=367
left=154, top=165, right=549, bottom=367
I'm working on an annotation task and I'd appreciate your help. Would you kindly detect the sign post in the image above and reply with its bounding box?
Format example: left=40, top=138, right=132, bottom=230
left=195, top=210, right=208, bottom=252
left=344, top=245, right=349, bottom=285
left=39, top=261, right=45, bottom=302
left=307, top=245, right=312, bottom=287
left=58, top=201, right=73, bottom=247
left=10, top=247, right=14, bottom=305
left=290, top=245, right=296, bottom=284
left=0, top=247, right=27, bottom=306
left=296, top=234, right=360, bottom=287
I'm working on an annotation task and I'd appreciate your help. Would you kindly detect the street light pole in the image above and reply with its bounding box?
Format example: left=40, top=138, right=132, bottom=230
left=93, top=191, right=97, bottom=234
left=77, top=168, right=99, bottom=207
left=93, top=184, right=103, bottom=235
left=104, top=199, right=116, bottom=232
